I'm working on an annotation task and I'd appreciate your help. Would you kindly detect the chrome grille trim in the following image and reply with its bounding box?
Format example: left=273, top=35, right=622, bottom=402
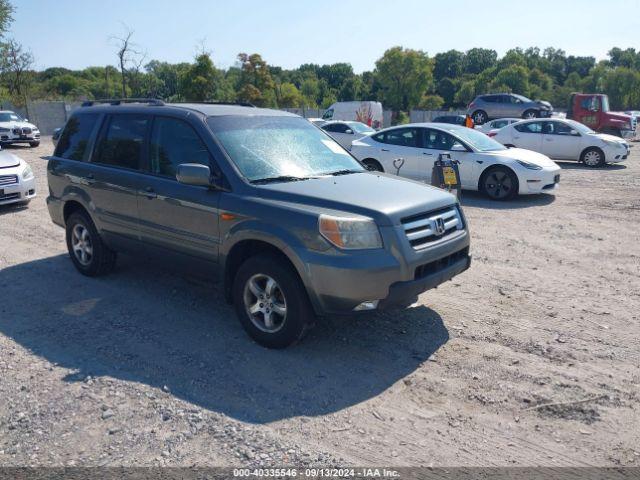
left=401, top=205, right=464, bottom=249
left=0, top=174, right=19, bottom=186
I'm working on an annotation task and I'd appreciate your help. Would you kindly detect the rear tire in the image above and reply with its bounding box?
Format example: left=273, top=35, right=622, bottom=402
left=581, top=147, right=605, bottom=168
left=362, top=159, right=384, bottom=172
left=472, top=110, right=488, bottom=125
left=232, top=254, right=315, bottom=349
left=480, top=166, right=519, bottom=201
left=65, top=211, right=117, bottom=276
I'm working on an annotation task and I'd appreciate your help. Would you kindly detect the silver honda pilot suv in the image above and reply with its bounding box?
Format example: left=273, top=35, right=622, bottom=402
left=47, top=99, right=471, bottom=348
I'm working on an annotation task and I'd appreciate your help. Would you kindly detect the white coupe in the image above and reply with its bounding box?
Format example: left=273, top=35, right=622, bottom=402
left=350, top=123, right=561, bottom=200
left=492, top=118, right=630, bottom=167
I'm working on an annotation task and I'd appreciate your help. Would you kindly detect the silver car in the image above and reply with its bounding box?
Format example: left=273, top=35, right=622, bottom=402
left=467, top=93, right=552, bottom=125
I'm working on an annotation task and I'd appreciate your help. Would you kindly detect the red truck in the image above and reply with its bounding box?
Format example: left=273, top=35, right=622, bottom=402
left=567, top=93, right=636, bottom=138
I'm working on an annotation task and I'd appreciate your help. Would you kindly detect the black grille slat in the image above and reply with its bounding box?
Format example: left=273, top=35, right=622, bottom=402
left=414, top=247, right=469, bottom=279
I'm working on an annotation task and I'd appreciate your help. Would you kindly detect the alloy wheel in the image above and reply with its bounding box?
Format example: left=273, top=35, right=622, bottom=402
left=71, top=224, right=93, bottom=266
left=484, top=171, right=513, bottom=200
left=243, top=274, right=287, bottom=333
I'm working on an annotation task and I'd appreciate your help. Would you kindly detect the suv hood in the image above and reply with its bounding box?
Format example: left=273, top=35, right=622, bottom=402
left=489, top=147, right=558, bottom=168
left=255, top=172, right=457, bottom=226
left=0, top=152, right=22, bottom=168
left=0, top=121, right=37, bottom=129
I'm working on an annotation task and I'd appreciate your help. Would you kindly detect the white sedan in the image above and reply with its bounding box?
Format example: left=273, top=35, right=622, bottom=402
left=350, top=123, right=561, bottom=200
left=475, top=118, right=521, bottom=135
left=493, top=118, right=631, bottom=167
left=321, top=121, right=375, bottom=149
left=0, top=150, right=36, bottom=206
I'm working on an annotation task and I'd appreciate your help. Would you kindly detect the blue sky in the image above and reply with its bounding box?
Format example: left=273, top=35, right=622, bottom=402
left=10, top=0, right=640, bottom=72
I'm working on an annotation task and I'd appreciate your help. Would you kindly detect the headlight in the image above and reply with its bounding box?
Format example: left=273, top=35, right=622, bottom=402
left=22, top=165, right=34, bottom=180
left=319, top=214, right=382, bottom=250
left=516, top=159, right=542, bottom=170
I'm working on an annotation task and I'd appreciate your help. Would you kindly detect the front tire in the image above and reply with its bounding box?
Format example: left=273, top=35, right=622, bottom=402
left=29, top=141, right=40, bottom=147
left=472, top=110, right=488, bottom=125
left=232, top=254, right=315, bottom=349
left=522, top=109, right=538, bottom=119
left=362, top=159, right=384, bottom=172
left=480, top=166, right=519, bottom=200
left=581, top=147, right=605, bottom=168
left=65, top=211, right=117, bottom=276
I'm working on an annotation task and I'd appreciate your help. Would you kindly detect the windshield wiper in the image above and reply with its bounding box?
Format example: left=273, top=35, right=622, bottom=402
left=250, top=175, right=312, bottom=185
left=324, top=169, right=363, bottom=176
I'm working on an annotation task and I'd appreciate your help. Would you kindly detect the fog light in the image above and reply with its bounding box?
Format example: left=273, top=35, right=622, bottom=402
left=353, top=300, right=379, bottom=311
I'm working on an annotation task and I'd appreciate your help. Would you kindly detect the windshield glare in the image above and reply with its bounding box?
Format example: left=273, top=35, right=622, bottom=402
left=0, top=112, right=22, bottom=122
left=448, top=127, right=507, bottom=152
left=566, top=119, right=595, bottom=134
left=348, top=122, right=375, bottom=133
left=513, top=94, right=532, bottom=103
left=207, top=116, right=364, bottom=182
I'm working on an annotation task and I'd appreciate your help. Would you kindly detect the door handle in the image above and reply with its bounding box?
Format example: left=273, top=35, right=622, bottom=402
left=144, top=186, right=157, bottom=199
left=545, top=138, right=553, bottom=141
left=85, top=173, right=95, bottom=185
left=381, top=148, right=390, bottom=152
left=423, top=152, right=433, bottom=156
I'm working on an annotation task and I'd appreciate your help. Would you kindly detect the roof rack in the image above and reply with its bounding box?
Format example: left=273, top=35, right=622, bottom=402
left=81, top=98, right=165, bottom=107
left=174, top=101, right=256, bottom=108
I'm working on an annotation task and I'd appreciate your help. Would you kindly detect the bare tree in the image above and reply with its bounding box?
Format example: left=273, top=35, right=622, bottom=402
left=0, top=38, right=35, bottom=101
left=110, top=25, right=145, bottom=97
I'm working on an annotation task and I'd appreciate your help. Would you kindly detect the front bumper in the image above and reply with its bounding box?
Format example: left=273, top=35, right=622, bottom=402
left=519, top=165, right=561, bottom=194
left=604, top=143, right=630, bottom=163
left=0, top=132, right=40, bottom=143
left=302, top=224, right=471, bottom=315
left=0, top=175, right=36, bottom=205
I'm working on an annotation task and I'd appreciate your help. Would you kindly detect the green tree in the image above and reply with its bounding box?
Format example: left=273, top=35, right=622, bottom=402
left=465, top=48, right=497, bottom=74
left=236, top=53, right=275, bottom=107
left=180, top=53, right=224, bottom=101
left=277, top=82, right=302, bottom=107
left=419, top=94, right=444, bottom=110
left=0, top=0, right=13, bottom=38
left=374, top=46, right=433, bottom=113
left=433, top=50, right=465, bottom=82
left=490, top=65, right=530, bottom=95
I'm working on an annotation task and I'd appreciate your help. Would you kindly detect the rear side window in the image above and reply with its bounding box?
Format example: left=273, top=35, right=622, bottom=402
left=54, top=114, right=99, bottom=161
left=323, top=123, right=349, bottom=134
left=149, top=117, right=212, bottom=178
left=514, top=121, right=543, bottom=133
left=93, top=115, right=149, bottom=170
left=374, top=128, right=419, bottom=147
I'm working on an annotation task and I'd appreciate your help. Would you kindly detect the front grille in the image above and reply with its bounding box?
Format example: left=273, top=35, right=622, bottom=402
left=0, top=174, right=18, bottom=186
left=0, top=192, right=20, bottom=201
left=415, top=247, right=469, bottom=280
left=22, top=127, right=32, bottom=134
left=401, top=205, right=464, bottom=249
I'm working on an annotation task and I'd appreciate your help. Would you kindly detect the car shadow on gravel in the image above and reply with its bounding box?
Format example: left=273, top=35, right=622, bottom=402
left=554, top=161, right=627, bottom=171
left=460, top=191, right=556, bottom=210
left=0, top=203, right=30, bottom=215
left=0, top=254, right=449, bottom=424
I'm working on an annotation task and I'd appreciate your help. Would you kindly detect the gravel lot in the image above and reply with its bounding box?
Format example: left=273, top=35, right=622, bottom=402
left=1, top=138, right=639, bottom=467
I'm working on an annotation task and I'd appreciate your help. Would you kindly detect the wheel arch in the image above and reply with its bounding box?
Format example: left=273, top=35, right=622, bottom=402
left=222, top=235, right=315, bottom=311
left=580, top=145, right=605, bottom=164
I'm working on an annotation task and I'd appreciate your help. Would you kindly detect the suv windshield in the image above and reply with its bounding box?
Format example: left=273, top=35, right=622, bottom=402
left=0, top=112, right=22, bottom=122
left=513, top=94, right=532, bottom=103
left=447, top=127, right=507, bottom=152
left=207, top=116, right=364, bottom=182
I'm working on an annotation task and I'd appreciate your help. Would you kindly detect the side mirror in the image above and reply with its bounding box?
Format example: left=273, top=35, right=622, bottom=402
left=345, top=129, right=354, bottom=135
left=24, top=118, right=28, bottom=122
left=176, top=163, right=212, bottom=187
left=451, top=143, right=467, bottom=152
left=570, top=129, right=579, bottom=136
